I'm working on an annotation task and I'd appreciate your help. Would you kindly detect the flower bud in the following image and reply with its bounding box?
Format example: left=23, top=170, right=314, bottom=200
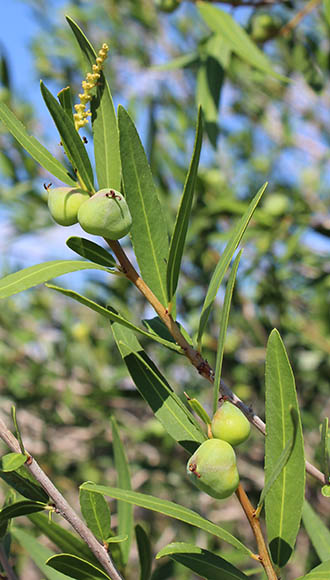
left=187, top=439, right=239, bottom=499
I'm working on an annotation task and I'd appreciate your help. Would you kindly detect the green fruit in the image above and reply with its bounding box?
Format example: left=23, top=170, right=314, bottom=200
left=48, top=187, right=90, bottom=226
left=187, top=439, right=239, bottom=499
left=78, top=189, right=132, bottom=239
left=211, top=401, right=251, bottom=447
left=155, top=0, right=180, bottom=13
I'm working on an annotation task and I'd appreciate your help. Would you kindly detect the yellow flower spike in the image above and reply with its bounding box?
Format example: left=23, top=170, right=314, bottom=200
left=74, top=42, right=109, bottom=133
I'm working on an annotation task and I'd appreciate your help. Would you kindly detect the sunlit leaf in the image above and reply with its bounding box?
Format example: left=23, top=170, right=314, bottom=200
left=265, top=329, right=305, bottom=567
left=0, top=260, right=113, bottom=299
left=80, top=483, right=251, bottom=555
left=40, top=81, right=94, bottom=192
left=118, top=105, right=169, bottom=306
left=166, top=107, right=203, bottom=303
left=80, top=483, right=111, bottom=542
left=0, top=102, right=77, bottom=186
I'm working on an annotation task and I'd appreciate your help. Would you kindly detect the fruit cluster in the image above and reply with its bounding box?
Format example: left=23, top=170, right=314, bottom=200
left=47, top=186, right=132, bottom=240
left=187, top=401, right=250, bottom=499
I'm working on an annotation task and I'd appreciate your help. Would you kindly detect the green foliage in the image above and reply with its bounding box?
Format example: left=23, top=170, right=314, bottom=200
left=0, top=2, right=329, bottom=580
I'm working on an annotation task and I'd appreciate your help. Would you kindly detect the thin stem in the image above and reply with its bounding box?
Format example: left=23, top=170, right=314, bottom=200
left=189, top=0, right=290, bottom=6
left=0, top=544, right=19, bottom=580
left=235, top=484, right=278, bottom=580
left=280, top=0, right=321, bottom=37
left=107, top=239, right=326, bottom=486
left=0, top=418, right=124, bottom=580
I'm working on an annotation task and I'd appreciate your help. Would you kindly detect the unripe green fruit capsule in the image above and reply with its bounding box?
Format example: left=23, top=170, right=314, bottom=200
left=187, top=438, right=239, bottom=499
left=48, top=187, right=90, bottom=226
left=78, top=189, right=132, bottom=240
left=211, top=401, right=251, bottom=447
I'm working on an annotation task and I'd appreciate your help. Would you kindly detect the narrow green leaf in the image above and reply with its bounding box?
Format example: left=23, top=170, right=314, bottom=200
left=12, top=528, right=72, bottom=580
left=0, top=467, right=49, bottom=503
left=196, top=57, right=223, bottom=147
left=136, top=524, right=152, bottom=580
left=80, top=483, right=111, bottom=542
left=11, top=405, right=25, bottom=453
left=66, top=16, right=121, bottom=190
left=118, top=105, right=169, bottom=306
left=29, top=512, right=101, bottom=567
left=197, top=3, right=288, bottom=81
left=324, top=0, right=330, bottom=27
left=153, top=51, right=199, bottom=71
left=112, top=324, right=206, bottom=453
left=0, top=102, right=77, bottom=186
left=0, top=500, right=46, bottom=522
left=166, top=107, right=203, bottom=303
left=111, top=417, right=133, bottom=565
left=320, top=417, right=330, bottom=482
left=0, top=452, right=26, bottom=472
left=106, top=534, right=128, bottom=543
left=296, top=559, right=330, bottom=580
left=213, top=250, right=242, bottom=413
left=257, top=408, right=298, bottom=513
left=40, top=81, right=94, bottom=192
left=47, top=284, right=181, bottom=352
left=58, top=86, right=74, bottom=123
left=156, top=542, right=249, bottom=579
left=0, top=260, right=113, bottom=300
left=66, top=237, right=116, bottom=268
left=186, top=397, right=211, bottom=426
left=81, top=483, right=251, bottom=555
left=265, top=329, right=305, bottom=567
left=302, top=500, right=330, bottom=562
left=46, top=554, right=111, bottom=580
left=197, top=183, right=267, bottom=347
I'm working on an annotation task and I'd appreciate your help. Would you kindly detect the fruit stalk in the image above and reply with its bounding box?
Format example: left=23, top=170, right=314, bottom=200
left=235, top=484, right=278, bottom=580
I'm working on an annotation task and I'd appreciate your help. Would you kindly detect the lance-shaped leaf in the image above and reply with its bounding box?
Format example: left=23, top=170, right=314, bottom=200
left=112, top=323, right=205, bottom=454
left=136, top=524, right=152, bottom=580
left=0, top=260, right=113, bottom=300
left=196, top=56, right=224, bottom=147
left=156, top=542, right=249, bottom=579
left=166, top=107, right=203, bottom=304
left=265, top=329, right=305, bottom=567
left=198, top=3, right=288, bottom=81
left=66, top=16, right=121, bottom=190
left=47, top=284, right=181, bottom=353
left=197, top=183, right=267, bottom=347
left=40, top=81, right=94, bottom=192
left=302, top=500, right=330, bottom=562
left=80, top=483, right=111, bottom=542
left=58, top=86, right=74, bottom=123
left=0, top=467, right=49, bottom=503
left=81, top=483, right=251, bottom=555
left=256, top=407, right=298, bottom=515
left=12, top=528, right=71, bottom=580
left=66, top=236, right=116, bottom=268
left=29, top=512, right=101, bottom=567
left=118, top=105, right=169, bottom=306
left=296, top=559, right=330, bottom=580
left=0, top=102, right=77, bottom=186
left=111, top=417, right=133, bottom=565
left=0, top=452, right=26, bottom=472
left=0, top=500, right=47, bottom=523
left=46, top=554, right=110, bottom=580
left=213, top=250, right=242, bottom=413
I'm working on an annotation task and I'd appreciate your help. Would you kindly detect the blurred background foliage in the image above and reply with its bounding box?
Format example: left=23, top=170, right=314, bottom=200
left=0, top=0, right=329, bottom=578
